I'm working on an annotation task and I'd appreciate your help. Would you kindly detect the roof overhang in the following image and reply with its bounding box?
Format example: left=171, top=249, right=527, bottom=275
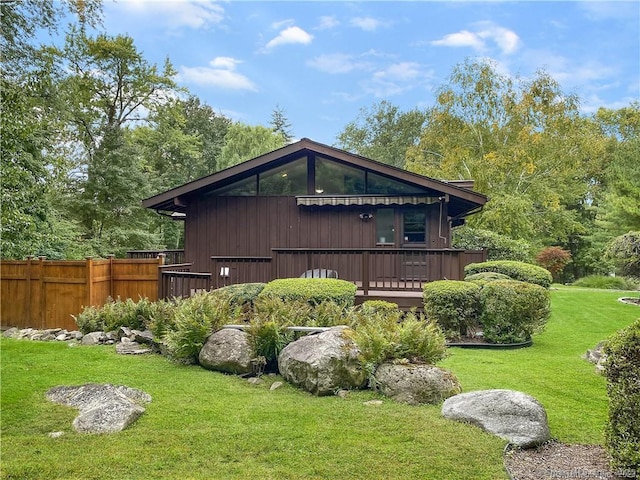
left=296, top=195, right=440, bottom=207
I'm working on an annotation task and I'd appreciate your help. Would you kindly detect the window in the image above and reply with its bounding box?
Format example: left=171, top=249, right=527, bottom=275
left=376, top=208, right=395, bottom=244
left=403, top=210, right=426, bottom=244
left=367, top=172, right=427, bottom=195
left=208, top=175, right=257, bottom=196
left=315, top=157, right=365, bottom=194
left=259, top=157, right=307, bottom=195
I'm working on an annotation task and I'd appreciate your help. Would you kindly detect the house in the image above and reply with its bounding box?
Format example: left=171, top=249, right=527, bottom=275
left=142, top=138, right=488, bottom=308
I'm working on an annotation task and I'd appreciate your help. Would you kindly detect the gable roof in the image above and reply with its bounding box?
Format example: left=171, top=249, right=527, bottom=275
left=142, top=138, right=488, bottom=219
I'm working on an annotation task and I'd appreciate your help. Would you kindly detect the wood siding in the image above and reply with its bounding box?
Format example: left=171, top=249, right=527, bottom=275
left=1, top=257, right=162, bottom=331
left=185, top=196, right=449, bottom=273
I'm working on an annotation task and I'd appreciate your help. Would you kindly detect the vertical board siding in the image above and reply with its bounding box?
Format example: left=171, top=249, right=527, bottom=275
left=0, top=257, right=163, bottom=331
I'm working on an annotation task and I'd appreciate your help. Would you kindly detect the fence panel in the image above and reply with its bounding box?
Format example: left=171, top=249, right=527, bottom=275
left=0, top=257, right=165, bottom=331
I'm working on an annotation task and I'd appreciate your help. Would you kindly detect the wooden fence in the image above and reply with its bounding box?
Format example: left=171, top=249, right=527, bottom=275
left=0, top=256, right=164, bottom=332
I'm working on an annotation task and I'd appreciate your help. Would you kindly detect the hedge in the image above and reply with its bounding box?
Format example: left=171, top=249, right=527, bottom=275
left=604, top=319, right=640, bottom=471
left=479, top=280, right=550, bottom=344
left=423, top=280, right=481, bottom=340
left=464, top=272, right=512, bottom=286
left=464, top=260, right=552, bottom=288
left=259, top=278, right=357, bottom=307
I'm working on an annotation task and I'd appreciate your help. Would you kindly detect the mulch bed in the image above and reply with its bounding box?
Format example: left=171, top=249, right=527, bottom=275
left=504, top=441, right=637, bottom=480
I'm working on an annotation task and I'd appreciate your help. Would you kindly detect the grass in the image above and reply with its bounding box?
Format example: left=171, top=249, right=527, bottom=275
left=1, top=287, right=638, bottom=480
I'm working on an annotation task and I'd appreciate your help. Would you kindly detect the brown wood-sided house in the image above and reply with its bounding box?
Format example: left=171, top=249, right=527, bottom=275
left=142, top=138, right=488, bottom=308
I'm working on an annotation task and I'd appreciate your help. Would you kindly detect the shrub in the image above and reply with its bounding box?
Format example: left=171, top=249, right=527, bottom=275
left=345, top=309, right=447, bottom=376
left=452, top=226, right=532, bottom=262
left=464, top=272, right=512, bottom=286
left=259, top=278, right=357, bottom=307
left=464, top=260, right=553, bottom=288
left=359, top=300, right=399, bottom=315
left=212, top=283, right=266, bottom=308
left=606, top=231, right=640, bottom=277
left=423, top=281, right=481, bottom=340
left=73, top=297, right=153, bottom=334
left=535, top=246, right=572, bottom=281
left=146, top=298, right=182, bottom=339
left=573, top=275, right=638, bottom=290
left=163, top=291, right=243, bottom=364
left=307, top=300, right=352, bottom=327
left=603, top=319, right=640, bottom=471
left=479, top=280, right=551, bottom=344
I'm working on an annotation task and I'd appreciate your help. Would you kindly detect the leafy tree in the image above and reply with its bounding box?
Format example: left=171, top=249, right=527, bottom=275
left=0, top=0, right=102, bottom=259
left=606, top=232, right=640, bottom=278
left=269, top=105, right=293, bottom=143
left=336, top=101, right=427, bottom=168
left=535, top=246, right=572, bottom=282
left=217, top=123, right=287, bottom=171
left=406, top=59, right=605, bottom=246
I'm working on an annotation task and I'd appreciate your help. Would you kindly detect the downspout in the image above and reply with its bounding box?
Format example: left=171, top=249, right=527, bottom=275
left=438, top=196, right=448, bottom=246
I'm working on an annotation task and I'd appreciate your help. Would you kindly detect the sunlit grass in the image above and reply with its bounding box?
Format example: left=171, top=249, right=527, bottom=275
left=1, top=286, right=638, bottom=479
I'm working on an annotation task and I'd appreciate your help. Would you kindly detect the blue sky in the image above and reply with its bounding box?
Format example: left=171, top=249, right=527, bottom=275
left=93, top=1, right=638, bottom=144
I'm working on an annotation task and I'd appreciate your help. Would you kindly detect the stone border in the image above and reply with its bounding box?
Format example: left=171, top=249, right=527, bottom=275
left=618, top=297, right=640, bottom=306
left=447, top=339, right=533, bottom=349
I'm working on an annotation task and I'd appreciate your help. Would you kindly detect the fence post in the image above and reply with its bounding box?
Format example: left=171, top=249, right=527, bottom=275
left=38, top=256, right=46, bottom=329
left=157, top=254, right=166, bottom=300
left=271, top=251, right=278, bottom=281
left=25, top=256, right=33, bottom=326
left=86, top=257, right=94, bottom=307
left=107, top=254, right=115, bottom=299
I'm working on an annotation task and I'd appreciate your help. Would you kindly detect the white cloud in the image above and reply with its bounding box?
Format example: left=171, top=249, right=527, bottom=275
left=178, top=57, right=257, bottom=91
left=271, top=18, right=295, bottom=30
left=307, top=53, right=370, bottom=74
left=431, top=23, right=520, bottom=55
left=265, top=26, right=314, bottom=49
left=363, top=62, right=434, bottom=98
left=110, top=0, right=225, bottom=30
left=350, top=16, right=382, bottom=32
left=316, top=15, right=339, bottom=30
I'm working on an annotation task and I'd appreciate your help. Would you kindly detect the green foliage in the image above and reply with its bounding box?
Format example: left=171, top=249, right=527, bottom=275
left=162, top=291, right=242, bottom=364
left=606, top=231, right=640, bottom=278
left=359, top=300, right=399, bottom=315
left=452, top=226, right=532, bottom=262
left=213, top=283, right=266, bottom=309
left=479, top=280, right=551, bottom=343
left=259, top=278, right=357, bottom=308
left=269, top=105, right=294, bottom=143
left=336, top=100, right=427, bottom=169
left=465, top=260, right=553, bottom=288
left=346, top=308, right=447, bottom=376
left=145, top=298, right=182, bottom=339
left=535, top=246, right=572, bottom=281
left=217, top=122, right=287, bottom=171
left=73, top=297, right=154, bottom=334
left=423, top=281, right=481, bottom=339
left=603, top=319, right=640, bottom=471
left=464, top=272, right=513, bottom=285
left=572, top=275, right=639, bottom=291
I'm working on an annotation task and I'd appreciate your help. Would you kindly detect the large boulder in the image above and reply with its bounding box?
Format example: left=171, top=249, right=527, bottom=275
left=374, top=363, right=462, bottom=405
left=199, top=328, right=252, bottom=374
left=46, top=383, right=151, bottom=434
left=278, top=326, right=367, bottom=396
left=442, top=389, right=551, bottom=448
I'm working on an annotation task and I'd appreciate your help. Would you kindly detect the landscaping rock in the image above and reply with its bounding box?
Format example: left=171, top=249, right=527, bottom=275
left=363, top=400, right=383, bottom=406
left=116, top=341, right=153, bottom=355
left=199, top=328, right=252, bottom=374
left=374, top=363, right=462, bottom=405
left=3, top=327, right=19, bottom=338
left=278, top=326, right=367, bottom=396
left=46, top=383, right=151, bottom=434
left=442, top=389, right=551, bottom=448
left=131, top=329, right=155, bottom=345
left=583, top=341, right=607, bottom=373
left=247, top=377, right=263, bottom=385
left=270, top=381, right=283, bottom=391
left=81, top=331, right=106, bottom=345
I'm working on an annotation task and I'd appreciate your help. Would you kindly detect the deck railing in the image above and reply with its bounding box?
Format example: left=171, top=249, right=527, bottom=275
left=158, top=263, right=212, bottom=299
left=128, top=249, right=185, bottom=265
left=210, top=256, right=273, bottom=289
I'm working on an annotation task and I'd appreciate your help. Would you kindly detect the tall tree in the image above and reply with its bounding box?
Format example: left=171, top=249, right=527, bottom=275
left=0, top=0, right=102, bottom=259
left=269, top=105, right=293, bottom=143
left=59, top=30, right=177, bottom=255
left=217, top=123, right=287, bottom=171
left=336, top=101, right=427, bottom=169
left=406, top=59, right=605, bottom=246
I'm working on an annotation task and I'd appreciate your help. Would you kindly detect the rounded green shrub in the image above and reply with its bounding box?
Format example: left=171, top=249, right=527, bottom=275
left=479, top=280, right=551, bottom=344
left=259, top=278, right=357, bottom=307
left=423, top=280, right=481, bottom=340
left=464, top=260, right=553, bottom=288
left=604, top=318, right=640, bottom=471
left=464, top=272, right=513, bottom=286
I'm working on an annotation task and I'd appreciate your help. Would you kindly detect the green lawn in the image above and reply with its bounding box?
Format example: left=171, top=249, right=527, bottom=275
left=1, top=287, right=638, bottom=480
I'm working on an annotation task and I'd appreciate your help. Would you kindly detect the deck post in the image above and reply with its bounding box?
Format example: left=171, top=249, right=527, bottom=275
left=38, top=256, right=46, bottom=329
left=362, top=250, right=369, bottom=295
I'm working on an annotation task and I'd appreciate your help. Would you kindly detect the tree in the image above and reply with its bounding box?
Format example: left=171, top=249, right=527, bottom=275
left=59, top=30, right=177, bottom=254
left=0, top=0, right=102, bottom=259
left=535, top=247, right=572, bottom=282
left=269, top=105, right=293, bottom=143
left=606, top=232, right=640, bottom=278
left=406, top=59, right=606, bottom=246
left=217, top=123, right=287, bottom=171
left=336, top=101, right=427, bottom=168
